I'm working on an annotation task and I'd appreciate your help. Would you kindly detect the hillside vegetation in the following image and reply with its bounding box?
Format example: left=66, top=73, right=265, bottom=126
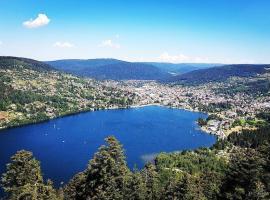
left=47, top=59, right=171, bottom=80
left=144, top=62, right=221, bottom=74
left=46, top=59, right=121, bottom=72
left=0, top=57, right=136, bottom=129
left=168, top=64, right=270, bottom=85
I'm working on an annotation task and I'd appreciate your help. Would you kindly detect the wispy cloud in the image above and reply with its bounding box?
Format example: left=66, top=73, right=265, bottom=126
left=53, top=41, right=74, bottom=48
left=0, top=41, right=2, bottom=46
left=159, top=52, right=209, bottom=63
left=159, top=52, right=190, bottom=63
left=23, top=14, right=50, bottom=28
left=99, top=39, right=120, bottom=49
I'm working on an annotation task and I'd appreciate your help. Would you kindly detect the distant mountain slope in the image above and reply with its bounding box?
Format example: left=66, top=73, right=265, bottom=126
left=0, top=56, right=53, bottom=71
left=47, top=59, right=171, bottom=80
left=167, top=64, right=270, bottom=85
left=80, top=62, right=171, bottom=80
left=143, top=62, right=222, bottom=74
left=46, top=59, right=121, bottom=72
left=0, top=56, right=136, bottom=129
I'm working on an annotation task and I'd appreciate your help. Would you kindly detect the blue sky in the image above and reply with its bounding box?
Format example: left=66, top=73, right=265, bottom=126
left=0, top=0, right=269, bottom=63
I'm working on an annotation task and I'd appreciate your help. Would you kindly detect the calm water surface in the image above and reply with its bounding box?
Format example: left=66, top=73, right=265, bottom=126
left=0, top=106, right=216, bottom=187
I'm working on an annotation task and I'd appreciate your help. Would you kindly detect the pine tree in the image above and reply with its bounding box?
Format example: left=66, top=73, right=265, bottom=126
left=221, top=148, right=266, bottom=200
left=258, top=142, right=270, bottom=194
left=63, top=171, right=86, bottom=200
left=124, top=170, right=146, bottom=200
left=141, top=163, right=161, bottom=200
left=1, top=150, right=58, bottom=200
left=83, top=136, right=130, bottom=200
left=38, top=179, right=59, bottom=200
left=163, top=178, right=180, bottom=200
left=247, top=181, right=269, bottom=200
left=171, top=173, right=206, bottom=200
left=199, top=171, right=223, bottom=200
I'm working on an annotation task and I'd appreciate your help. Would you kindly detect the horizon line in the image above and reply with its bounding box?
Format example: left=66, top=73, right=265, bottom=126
left=1, top=55, right=269, bottom=65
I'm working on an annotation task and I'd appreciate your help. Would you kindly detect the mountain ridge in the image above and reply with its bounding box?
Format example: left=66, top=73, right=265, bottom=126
left=47, top=59, right=171, bottom=80
left=46, top=59, right=223, bottom=80
left=167, top=64, right=270, bottom=85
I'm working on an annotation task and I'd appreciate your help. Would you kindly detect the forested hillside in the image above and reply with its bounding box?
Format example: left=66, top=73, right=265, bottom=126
left=167, top=64, right=270, bottom=85
left=0, top=57, right=136, bottom=129
left=46, top=59, right=121, bottom=72
left=47, top=59, right=171, bottom=80
left=144, top=62, right=221, bottom=74
left=214, top=74, right=270, bottom=97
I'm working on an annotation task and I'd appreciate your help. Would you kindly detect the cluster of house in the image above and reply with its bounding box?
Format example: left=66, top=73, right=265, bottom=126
left=113, top=80, right=270, bottom=138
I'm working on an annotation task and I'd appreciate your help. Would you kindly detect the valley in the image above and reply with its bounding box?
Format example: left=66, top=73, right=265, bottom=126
left=1, top=56, right=270, bottom=200
left=1, top=1, right=270, bottom=199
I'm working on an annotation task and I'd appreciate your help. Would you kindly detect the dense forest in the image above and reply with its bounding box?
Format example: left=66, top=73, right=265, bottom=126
left=167, top=64, right=269, bottom=85
left=47, top=59, right=219, bottom=76
left=215, top=77, right=270, bottom=97
left=1, top=122, right=269, bottom=199
left=47, top=59, right=171, bottom=81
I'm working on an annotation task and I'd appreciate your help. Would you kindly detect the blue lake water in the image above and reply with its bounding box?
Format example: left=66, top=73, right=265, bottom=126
left=0, top=106, right=216, bottom=188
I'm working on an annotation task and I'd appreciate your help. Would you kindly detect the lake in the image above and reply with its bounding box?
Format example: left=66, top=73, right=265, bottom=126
left=0, top=106, right=216, bottom=187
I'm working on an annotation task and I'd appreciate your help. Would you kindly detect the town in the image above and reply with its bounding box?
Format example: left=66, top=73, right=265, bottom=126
left=106, top=72, right=270, bottom=138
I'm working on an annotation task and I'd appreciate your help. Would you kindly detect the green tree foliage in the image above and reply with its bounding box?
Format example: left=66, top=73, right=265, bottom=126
left=199, top=171, right=223, bottom=200
left=221, top=148, right=267, bottom=200
left=63, top=171, right=86, bottom=200
left=124, top=170, right=146, bottom=200
left=140, top=163, right=161, bottom=200
left=223, top=125, right=270, bottom=148
left=258, top=142, right=270, bottom=193
left=83, top=136, right=130, bottom=200
left=163, top=173, right=206, bottom=200
left=247, top=181, right=269, bottom=200
left=1, top=150, right=58, bottom=200
left=156, top=149, right=227, bottom=175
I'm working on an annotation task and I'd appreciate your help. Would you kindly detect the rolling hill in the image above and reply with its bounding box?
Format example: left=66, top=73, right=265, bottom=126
left=143, top=62, right=222, bottom=74
left=167, top=64, right=270, bottom=85
left=46, top=58, right=121, bottom=72
left=0, top=56, right=53, bottom=71
left=47, top=59, right=222, bottom=80
left=78, top=62, right=172, bottom=80
left=47, top=59, right=171, bottom=80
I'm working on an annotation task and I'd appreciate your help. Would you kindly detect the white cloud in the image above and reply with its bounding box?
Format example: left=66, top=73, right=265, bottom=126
left=53, top=41, right=74, bottom=48
left=23, top=14, right=50, bottom=28
left=99, top=39, right=120, bottom=49
left=0, top=41, right=2, bottom=45
left=193, top=57, right=210, bottom=63
left=159, top=52, right=190, bottom=63
left=237, top=59, right=255, bottom=64
left=159, top=52, right=210, bottom=63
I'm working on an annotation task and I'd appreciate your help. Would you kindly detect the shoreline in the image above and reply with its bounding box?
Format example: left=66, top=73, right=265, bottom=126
left=130, top=103, right=221, bottom=138
left=0, top=105, right=130, bottom=131
left=0, top=103, right=221, bottom=138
